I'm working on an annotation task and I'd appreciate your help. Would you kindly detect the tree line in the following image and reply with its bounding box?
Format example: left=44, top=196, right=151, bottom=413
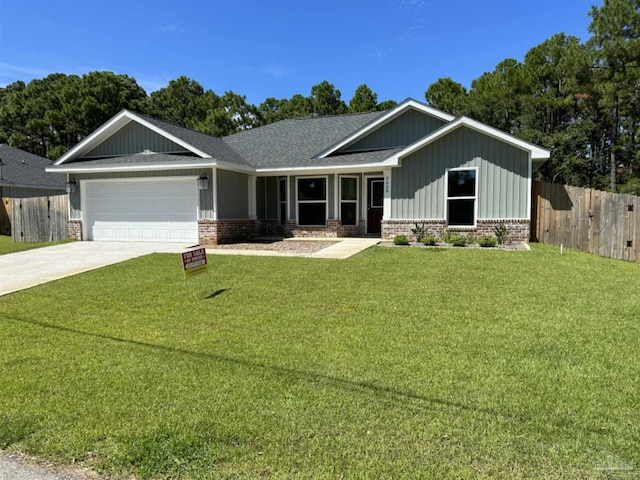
left=0, top=0, right=638, bottom=193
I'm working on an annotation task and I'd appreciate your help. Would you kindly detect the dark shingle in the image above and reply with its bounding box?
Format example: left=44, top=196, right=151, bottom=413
left=223, top=111, right=386, bottom=168
left=132, top=112, right=251, bottom=167
left=0, top=144, right=66, bottom=189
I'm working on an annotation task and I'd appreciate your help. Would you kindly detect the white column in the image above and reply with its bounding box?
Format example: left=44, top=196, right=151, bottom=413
left=211, top=168, right=217, bottom=220
left=248, top=175, right=257, bottom=220
left=334, top=174, right=339, bottom=220
left=383, top=169, right=392, bottom=220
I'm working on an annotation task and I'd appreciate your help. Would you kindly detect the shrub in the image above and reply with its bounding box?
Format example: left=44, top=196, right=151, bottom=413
left=450, top=235, right=467, bottom=247
left=393, top=234, right=410, bottom=246
left=421, top=235, right=437, bottom=246
left=411, top=222, right=430, bottom=243
left=493, top=224, right=510, bottom=245
left=441, top=229, right=455, bottom=244
left=465, top=233, right=477, bottom=245
left=479, top=236, right=497, bottom=248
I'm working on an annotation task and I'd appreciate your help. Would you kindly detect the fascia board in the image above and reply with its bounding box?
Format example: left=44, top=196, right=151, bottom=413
left=55, top=110, right=212, bottom=165
left=0, top=182, right=65, bottom=191
left=317, top=99, right=455, bottom=159
left=254, top=160, right=400, bottom=176
left=47, top=159, right=219, bottom=174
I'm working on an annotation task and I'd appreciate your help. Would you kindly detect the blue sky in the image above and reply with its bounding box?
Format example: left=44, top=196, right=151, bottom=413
left=0, top=0, right=597, bottom=106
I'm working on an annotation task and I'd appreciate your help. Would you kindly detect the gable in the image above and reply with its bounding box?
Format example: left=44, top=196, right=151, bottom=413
left=342, top=109, right=447, bottom=153
left=83, top=121, right=190, bottom=158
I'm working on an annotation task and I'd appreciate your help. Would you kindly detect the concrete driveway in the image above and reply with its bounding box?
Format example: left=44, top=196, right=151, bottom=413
left=0, top=241, right=192, bottom=297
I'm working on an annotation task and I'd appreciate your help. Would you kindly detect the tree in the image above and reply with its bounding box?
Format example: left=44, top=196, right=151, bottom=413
left=588, top=0, right=640, bottom=191
left=309, top=81, right=348, bottom=116
left=424, top=77, right=468, bottom=115
left=349, top=84, right=378, bottom=113
left=144, top=76, right=208, bottom=127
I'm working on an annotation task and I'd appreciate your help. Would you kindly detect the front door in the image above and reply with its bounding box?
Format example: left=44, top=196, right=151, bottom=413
left=367, top=178, right=384, bottom=235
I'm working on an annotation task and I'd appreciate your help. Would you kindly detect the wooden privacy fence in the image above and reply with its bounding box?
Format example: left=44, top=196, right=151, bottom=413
left=532, top=181, right=639, bottom=262
left=12, top=194, right=68, bottom=243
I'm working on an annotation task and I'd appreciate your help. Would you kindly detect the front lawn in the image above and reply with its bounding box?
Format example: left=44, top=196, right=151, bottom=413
left=1, top=245, right=638, bottom=479
left=0, top=234, right=71, bottom=255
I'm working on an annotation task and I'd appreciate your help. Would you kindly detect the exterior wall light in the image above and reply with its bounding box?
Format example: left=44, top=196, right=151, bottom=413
left=197, top=175, right=209, bottom=191
left=65, top=180, right=77, bottom=194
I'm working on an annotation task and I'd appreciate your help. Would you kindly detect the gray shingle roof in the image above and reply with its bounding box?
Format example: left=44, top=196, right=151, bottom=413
left=0, top=144, right=66, bottom=190
left=133, top=112, right=251, bottom=167
left=223, top=111, right=386, bottom=168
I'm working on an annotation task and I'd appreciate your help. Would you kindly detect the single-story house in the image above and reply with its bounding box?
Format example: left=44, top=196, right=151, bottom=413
left=48, top=99, right=550, bottom=244
left=0, top=144, right=66, bottom=235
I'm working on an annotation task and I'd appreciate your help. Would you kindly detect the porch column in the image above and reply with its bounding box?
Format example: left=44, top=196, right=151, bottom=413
left=211, top=168, right=218, bottom=220
left=383, top=169, right=392, bottom=220
left=248, top=175, right=257, bottom=220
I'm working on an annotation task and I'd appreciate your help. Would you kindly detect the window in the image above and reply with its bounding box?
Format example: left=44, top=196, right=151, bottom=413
left=447, top=169, right=477, bottom=226
left=297, top=177, right=326, bottom=226
left=340, top=176, right=358, bottom=225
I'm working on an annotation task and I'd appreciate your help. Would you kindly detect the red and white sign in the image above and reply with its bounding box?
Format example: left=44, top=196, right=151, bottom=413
left=182, top=247, right=208, bottom=278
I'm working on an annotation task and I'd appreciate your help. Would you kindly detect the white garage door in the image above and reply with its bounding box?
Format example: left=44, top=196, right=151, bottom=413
left=85, top=178, right=199, bottom=242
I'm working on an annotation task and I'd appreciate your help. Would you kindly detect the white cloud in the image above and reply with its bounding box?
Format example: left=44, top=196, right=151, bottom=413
left=0, top=61, right=52, bottom=79
left=262, top=63, right=294, bottom=78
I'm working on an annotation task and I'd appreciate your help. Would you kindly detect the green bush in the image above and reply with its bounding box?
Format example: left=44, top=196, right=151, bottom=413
left=450, top=235, right=467, bottom=247
left=393, top=234, right=410, bottom=246
left=493, top=224, right=510, bottom=245
left=465, top=233, right=477, bottom=245
left=479, top=236, right=497, bottom=248
left=441, top=229, right=455, bottom=244
left=411, top=222, right=430, bottom=242
left=421, top=235, right=437, bottom=246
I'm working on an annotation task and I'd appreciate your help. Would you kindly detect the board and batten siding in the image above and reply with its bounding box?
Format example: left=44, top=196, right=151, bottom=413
left=84, top=121, right=189, bottom=158
left=391, top=126, right=530, bottom=220
left=216, top=169, right=249, bottom=219
left=345, top=109, right=446, bottom=152
left=68, top=169, right=214, bottom=219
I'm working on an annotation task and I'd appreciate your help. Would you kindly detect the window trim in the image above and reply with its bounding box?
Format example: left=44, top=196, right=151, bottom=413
left=296, top=175, right=328, bottom=226
left=445, top=167, right=478, bottom=228
left=339, top=175, right=359, bottom=226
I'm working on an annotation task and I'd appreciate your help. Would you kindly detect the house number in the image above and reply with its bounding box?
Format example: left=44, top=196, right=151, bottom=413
left=384, top=176, right=390, bottom=193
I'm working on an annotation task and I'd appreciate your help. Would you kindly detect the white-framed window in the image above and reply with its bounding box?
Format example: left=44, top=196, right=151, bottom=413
left=297, top=176, right=327, bottom=226
left=446, top=167, right=478, bottom=226
left=339, top=176, right=358, bottom=225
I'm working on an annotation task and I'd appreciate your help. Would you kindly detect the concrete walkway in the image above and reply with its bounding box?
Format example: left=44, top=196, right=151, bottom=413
left=0, top=241, right=192, bottom=297
left=0, top=238, right=379, bottom=296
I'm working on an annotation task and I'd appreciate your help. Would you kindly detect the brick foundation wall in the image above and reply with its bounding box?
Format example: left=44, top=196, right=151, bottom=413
left=198, top=219, right=259, bottom=245
left=68, top=220, right=83, bottom=241
left=283, top=219, right=365, bottom=238
left=381, top=219, right=530, bottom=244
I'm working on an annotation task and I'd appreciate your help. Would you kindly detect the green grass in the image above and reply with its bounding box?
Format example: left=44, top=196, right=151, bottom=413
left=0, top=234, right=72, bottom=255
left=1, top=244, right=639, bottom=479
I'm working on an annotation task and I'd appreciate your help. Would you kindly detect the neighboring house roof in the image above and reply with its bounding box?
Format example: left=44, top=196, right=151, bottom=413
left=50, top=99, right=550, bottom=175
left=0, top=144, right=66, bottom=190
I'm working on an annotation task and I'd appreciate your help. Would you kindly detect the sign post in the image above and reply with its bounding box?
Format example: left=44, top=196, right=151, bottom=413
left=182, top=247, right=208, bottom=278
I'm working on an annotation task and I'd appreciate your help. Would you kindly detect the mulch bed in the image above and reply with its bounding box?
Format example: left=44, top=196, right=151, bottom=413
left=208, top=239, right=338, bottom=254
left=378, top=241, right=529, bottom=251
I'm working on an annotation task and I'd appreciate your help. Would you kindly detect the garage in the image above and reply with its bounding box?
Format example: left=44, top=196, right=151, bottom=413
left=84, top=178, right=199, bottom=242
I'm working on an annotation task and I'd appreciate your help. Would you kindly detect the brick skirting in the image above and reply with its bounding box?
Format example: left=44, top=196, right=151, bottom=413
left=68, top=220, right=83, bottom=240
left=198, top=219, right=260, bottom=245
left=381, top=219, right=530, bottom=244
left=283, top=219, right=365, bottom=238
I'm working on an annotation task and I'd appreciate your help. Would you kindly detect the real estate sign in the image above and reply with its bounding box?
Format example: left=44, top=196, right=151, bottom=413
left=182, top=247, right=208, bottom=278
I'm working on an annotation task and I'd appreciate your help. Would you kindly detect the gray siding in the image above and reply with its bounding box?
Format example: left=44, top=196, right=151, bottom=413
left=69, top=169, right=214, bottom=219
left=345, top=109, right=446, bottom=152
left=391, top=126, right=530, bottom=220
left=217, top=169, right=248, bottom=219
left=84, top=121, right=189, bottom=157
